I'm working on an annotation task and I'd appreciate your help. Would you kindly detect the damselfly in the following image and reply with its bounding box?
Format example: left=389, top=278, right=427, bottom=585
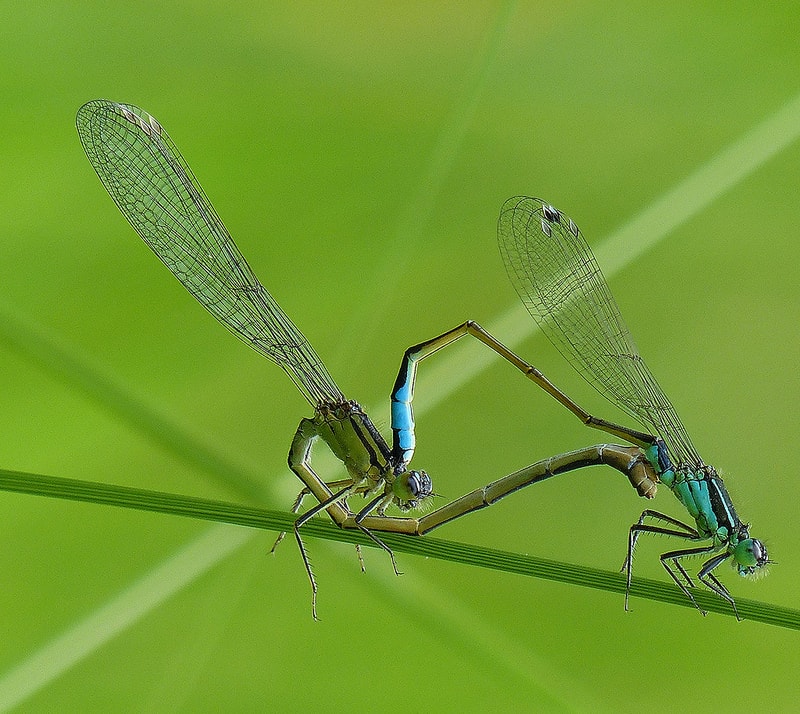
left=495, top=197, right=771, bottom=618
left=76, top=100, right=768, bottom=619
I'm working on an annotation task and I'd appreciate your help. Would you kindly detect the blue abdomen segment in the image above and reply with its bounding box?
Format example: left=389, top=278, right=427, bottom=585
left=391, top=369, right=416, bottom=467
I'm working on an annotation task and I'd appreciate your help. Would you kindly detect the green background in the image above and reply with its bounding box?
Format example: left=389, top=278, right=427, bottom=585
left=0, top=1, right=798, bottom=711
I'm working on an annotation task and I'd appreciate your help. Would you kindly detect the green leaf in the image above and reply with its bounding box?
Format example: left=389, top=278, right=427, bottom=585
left=0, top=467, right=794, bottom=630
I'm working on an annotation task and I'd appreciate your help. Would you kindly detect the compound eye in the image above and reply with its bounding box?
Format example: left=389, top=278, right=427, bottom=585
left=751, top=539, right=769, bottom=566
left=407, top=470, right=432, bottom=499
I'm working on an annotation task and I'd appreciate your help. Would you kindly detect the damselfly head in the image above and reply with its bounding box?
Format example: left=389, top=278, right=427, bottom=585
left=733, top=537, right=770, bottom=577
left=392, top=469, right=433, bottom=511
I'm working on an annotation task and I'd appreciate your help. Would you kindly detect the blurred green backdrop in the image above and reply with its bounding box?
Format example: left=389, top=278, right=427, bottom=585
left=0, top=1, right=798, bottom=711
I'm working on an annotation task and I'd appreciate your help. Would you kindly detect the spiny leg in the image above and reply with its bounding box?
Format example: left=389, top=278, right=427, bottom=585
left=661, top=543, right=718, bottom=615
left=698, top=552, right=740, bottom=621
left=354, top=494, right=402, bottom=576
left=624, top=516, right=700, bottom=612
left=656, top=543, right=721, bottom=616
left=271, top=479, right=356, bottom=557
left=672, top=558, right=696, bottom=589
left=270, top=486, right=310, bottom=553
left=659, top=549, right=709, bottom=615
left=622, top=509, right=698, bottom=571
left=354, top=526, right=402, bottom=576
left=293, top=483, right=359, bottom=621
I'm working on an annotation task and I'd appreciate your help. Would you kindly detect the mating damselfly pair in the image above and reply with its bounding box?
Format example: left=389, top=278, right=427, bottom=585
left=76, top=99, right=770, bottom=620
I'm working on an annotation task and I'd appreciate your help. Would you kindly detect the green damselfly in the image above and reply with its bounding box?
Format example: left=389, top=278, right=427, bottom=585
left=77, top=100, right=768, bottom=619
left=494, top=197, right=771, bottom=618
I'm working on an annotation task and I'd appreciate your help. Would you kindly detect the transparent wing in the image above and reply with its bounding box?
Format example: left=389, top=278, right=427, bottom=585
left=76, top=99, right=344, bottom=407
left=497, top=196, right=700, bottom=467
